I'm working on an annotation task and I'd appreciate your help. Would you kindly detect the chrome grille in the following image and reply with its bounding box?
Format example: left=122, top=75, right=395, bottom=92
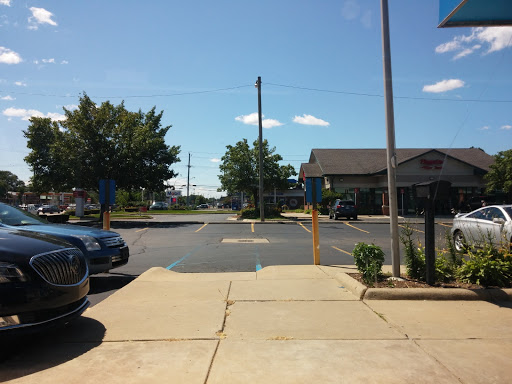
left=102, top=236, right=125, bottom=248
left=30, top=248, right=87, bottom=286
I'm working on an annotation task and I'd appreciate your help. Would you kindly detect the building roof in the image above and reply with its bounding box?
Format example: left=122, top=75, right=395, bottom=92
left=301, top=148, right=494, bottom=176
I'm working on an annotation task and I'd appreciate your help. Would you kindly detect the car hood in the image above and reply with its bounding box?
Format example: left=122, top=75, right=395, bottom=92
left=11, top=224, right=120, bottom=240
left=0, top=228, right=74, bottom=264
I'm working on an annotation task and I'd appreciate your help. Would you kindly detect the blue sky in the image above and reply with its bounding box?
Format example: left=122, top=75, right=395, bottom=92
left=1, top=0, right=511, bottom=198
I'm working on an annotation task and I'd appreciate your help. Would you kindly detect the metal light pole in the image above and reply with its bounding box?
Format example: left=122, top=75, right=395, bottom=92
left=186, top=152, right=191, bottom=208
left=381, top=0, right=400, bottom=277
left=256, top=76, right=265, bottom=222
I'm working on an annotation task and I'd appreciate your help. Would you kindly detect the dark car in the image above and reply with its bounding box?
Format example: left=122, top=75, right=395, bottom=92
left=329, top=199, right=357, bottom=220
left=0, top=228, right=89, bottom=338
left=0, top=202, right=129, bottom=275
left=37, top=205, right=61, bottom=215
left=196, top=204, right=209, bottom=209
left=149, top=202, right=168, bottom=210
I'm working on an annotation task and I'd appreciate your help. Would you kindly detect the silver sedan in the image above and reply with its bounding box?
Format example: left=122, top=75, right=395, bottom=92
left=451, top=205, right=512, bottom=252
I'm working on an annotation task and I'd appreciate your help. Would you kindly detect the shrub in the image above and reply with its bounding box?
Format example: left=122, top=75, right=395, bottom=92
left=240, top=205, right=282, bottom=219
left=352, top=242, right=385, bottom=286
left=304, top=209, right=312, bottom=214
left=456, top=244, right=512, bottom=287
left=281, top=205, right=289, bottom=211
left=400, top=223, right=425, bottom=281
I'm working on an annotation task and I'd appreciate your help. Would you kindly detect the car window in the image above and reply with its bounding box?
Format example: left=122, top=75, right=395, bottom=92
left=341, top=201, right=354, bottom=205
left=0, top=203, right=47, bottom=226
left=487, top=207, right=506, bottom=221
left=467, top=209, right=486, bottom=220
left=503, top=207, right=512, bottom=220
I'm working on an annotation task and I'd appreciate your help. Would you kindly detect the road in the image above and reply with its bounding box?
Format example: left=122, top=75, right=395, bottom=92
left=87, top=218, right=453, bottom=306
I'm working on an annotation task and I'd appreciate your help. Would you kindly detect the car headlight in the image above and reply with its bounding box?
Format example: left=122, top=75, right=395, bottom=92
left=72, top=235, right=101, bottom=251
left=0, top=262, right=27, bottom=283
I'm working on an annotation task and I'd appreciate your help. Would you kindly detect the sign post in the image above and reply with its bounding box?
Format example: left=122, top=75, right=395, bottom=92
left=100, top=179, right=116, bottom=231
left=306, top=177, right=322, bottom=265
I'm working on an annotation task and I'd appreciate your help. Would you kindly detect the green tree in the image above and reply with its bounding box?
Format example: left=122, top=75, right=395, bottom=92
left=485, top=149, right=512, bottom=201
left=24, top=93, right=180, bottom=194
left=0, top=171, right=25, bottom=199
left=218, top=138, right=296, bottom=202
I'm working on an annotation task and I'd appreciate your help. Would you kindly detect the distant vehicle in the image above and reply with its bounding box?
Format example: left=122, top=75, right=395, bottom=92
left=196, top=204, right=209, bottom=209
left=451, top=205, right=512, bottom=252
left=149, top=202, right=168, bottom=210
left=37, top=205, right=61, bottom=215
left=0, top=228, right=89, bottom=338
left=329, top=199, right=357, bottom=220
left=0, top=202, right=129, bottom=274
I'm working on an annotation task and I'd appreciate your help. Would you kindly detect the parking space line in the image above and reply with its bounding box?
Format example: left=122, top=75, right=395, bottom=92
left=398, top=224, right=424, bottom=233
left=135, top=227, right=149, bottom=232
left=298, top=223, right=311, bottom=233
left=251, top=223, right=255, bottom=233
left=195, top=223, right=208, bottom=232
left=344, top=222, right=370, bottom=233
left=438, top=223, right=452, bottom=228
left=331, top=246, right=353, bottom=256
left=166, top=246, right=201, bottom=270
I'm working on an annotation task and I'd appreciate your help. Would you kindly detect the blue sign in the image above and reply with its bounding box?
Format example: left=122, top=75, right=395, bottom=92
left=439, top=0, right=512, bottom=27
left=305, top=177, right=322, bottom=203
left=99, top=179, right=116, bottom=205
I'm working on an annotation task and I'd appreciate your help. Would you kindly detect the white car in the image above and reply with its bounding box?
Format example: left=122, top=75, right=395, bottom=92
left=451, top=205, right=512, bottom=252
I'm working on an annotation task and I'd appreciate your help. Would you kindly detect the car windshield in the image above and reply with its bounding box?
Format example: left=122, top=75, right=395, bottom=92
left=0, top=204, right=47, bottom=226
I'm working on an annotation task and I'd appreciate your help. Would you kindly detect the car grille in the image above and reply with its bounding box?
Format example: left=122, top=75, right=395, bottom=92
left=30, top=248, right=88, bottom=286
left=102, top=236, right=126, bottom=248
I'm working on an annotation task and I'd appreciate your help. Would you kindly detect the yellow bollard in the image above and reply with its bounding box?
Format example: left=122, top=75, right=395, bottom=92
left=312, top=209, right=320, bottom=265
left=103, top=211, right=110, bottom=230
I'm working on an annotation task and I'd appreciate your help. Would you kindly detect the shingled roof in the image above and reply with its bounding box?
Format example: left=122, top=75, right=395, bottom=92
left=302, top=148, right=494, bottom=176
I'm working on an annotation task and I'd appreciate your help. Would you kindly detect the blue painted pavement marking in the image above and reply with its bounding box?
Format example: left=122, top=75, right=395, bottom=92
left=255, top=245, right=262, bottom=271
left=166, top=246, right=201, bottom=270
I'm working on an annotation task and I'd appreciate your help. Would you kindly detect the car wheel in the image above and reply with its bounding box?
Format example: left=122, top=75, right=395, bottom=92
left=353, top=215, right=358, bottom=220
left=334, top=213, right=338, bottom=220
left=329, top=212, right=332, bottom=219
left=453, top=231, right=467, bottom=253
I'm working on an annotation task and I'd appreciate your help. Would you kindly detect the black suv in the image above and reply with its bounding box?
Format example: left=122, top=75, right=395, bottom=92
left=329, top=199, right=357, bottom=220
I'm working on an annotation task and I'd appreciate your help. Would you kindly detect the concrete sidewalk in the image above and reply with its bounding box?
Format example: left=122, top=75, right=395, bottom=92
left=2, top=265, right=512, bottom=383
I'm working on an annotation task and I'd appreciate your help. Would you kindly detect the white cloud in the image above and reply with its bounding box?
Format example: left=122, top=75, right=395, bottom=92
left=3, top=107, right=66, bottom=121
left=14, top=81, right=27, bottom=87
left=422, top=79, right=465, bottom=93
left=61, top=60, right=69, bottom=64
left=341, top=0, right=359, bottom=20
left=479, top=126, right=490, bottom=130
left=42, top=58, right=55, bottom=64
left=0, top=0, right=11, bottom=6
left=62, top=104, right=78, bottom=110
left=235, top=112, right=284, bottom=129
left=210, top=158, right=221, bottom=163
left=436, top=27, right=512, bottom=60
left=0, top=46, right=22, bottom=64
left=501, top=125, right=512, bottom=130
left=293, top=114, right=330, bottom=126
left=1, top=95, right=14, bottom=100
left=28, top=7, right=57, bottom=30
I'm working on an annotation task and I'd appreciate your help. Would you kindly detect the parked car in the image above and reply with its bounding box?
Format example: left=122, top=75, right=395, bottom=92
left=0, top=202, right=129, bottom=274
left=0, top=228, right=89, bottom=338
left=451, top=205, right=512, bottom=252
left=37, top=205, right=61, bottom=215
left=328, top=199, right=358, bottom=220
left=149, top=202, right=168, bottom=210
left=196, top=204, right=209, bottom=209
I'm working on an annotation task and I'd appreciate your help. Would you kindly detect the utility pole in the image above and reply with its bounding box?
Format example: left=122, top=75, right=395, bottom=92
left=381, top=0, right=400, bottom=277
left=186, top=152, right=191, bottom=208
left=256, top=76, right=265, bottom=222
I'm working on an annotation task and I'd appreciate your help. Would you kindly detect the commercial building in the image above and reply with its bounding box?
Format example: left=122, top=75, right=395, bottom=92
left=300, top=148, right=496, bottom=215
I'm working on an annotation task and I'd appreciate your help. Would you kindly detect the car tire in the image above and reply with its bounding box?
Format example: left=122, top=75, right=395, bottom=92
left=353, top=215, right=358, bottom=220
left=453, top=230, right=467, bottom=253
left=334, top=213, right=338, bottom=220
left=329, top=212, right=332, bottom=219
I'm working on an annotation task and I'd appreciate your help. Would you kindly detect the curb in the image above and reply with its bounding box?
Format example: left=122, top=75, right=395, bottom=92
left=333, top=272, right=512, bottom=301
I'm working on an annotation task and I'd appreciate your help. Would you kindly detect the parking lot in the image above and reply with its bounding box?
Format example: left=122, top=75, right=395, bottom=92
left=88, top=217, right=453, bottom=305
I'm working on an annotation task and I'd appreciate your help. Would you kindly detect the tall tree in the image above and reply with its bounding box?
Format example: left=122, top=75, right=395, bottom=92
left=0, top=171, right=25, bottom=199
left=218, top=139, right=296, bottom=201
left=485, top=149, right=512, bottom=201
left=24, top=93, right=180, bottom=193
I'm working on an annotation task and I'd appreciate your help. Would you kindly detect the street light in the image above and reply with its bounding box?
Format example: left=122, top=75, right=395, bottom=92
left=255, top=76, right=264, bottom=222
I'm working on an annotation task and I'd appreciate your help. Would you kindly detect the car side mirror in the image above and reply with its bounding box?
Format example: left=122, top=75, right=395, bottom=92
left=493, top=217, right=505, bottom=225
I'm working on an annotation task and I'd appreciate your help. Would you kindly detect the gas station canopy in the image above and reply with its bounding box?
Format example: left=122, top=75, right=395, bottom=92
left=439, top=0, right=512, bottom=28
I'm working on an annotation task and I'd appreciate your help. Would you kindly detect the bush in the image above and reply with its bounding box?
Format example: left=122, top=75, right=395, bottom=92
left=400, top=223, right=425, bottom=281
left=281, top=205, right=289, bottom=211
left=456, top=244, right=512, bottom=287
left=352, top=242, right=385, bottom=286
left=240, top=205, right=282, bottom=219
